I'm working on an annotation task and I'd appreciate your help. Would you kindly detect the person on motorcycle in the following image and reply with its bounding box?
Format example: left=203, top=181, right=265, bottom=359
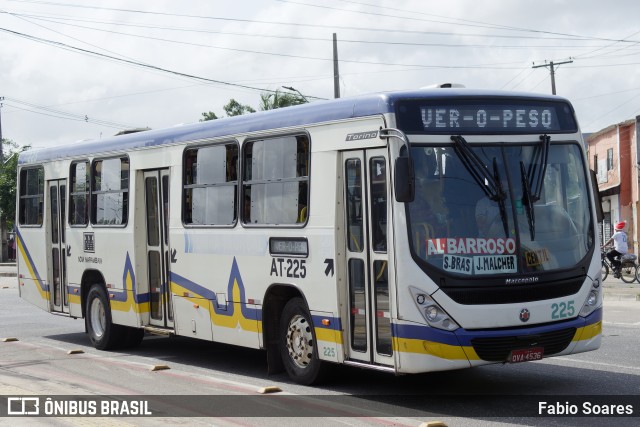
left=602, top=221, right=628, bottom=278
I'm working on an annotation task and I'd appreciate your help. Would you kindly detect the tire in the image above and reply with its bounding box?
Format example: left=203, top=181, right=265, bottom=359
left=620, top=264, right=638, bottom=284
left=279, top=297, right=325, bottom=385
left=601, top=261, right=608, bottom=281
left=85, top=284, right=124, bottom=350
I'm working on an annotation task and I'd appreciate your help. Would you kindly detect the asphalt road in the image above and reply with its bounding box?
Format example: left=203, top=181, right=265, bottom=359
left=0, top=266, right=638, bottom=427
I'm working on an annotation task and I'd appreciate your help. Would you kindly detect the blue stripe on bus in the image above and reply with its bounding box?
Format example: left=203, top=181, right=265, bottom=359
left=392, top=323, right=462, bottom=347
left=311, top=315, right=342, bottom=331
left=170, top=257, right=261, bottom=321
left=393, top=308, right=602, bottom=347
left=16, top=228, right=49, bottom=293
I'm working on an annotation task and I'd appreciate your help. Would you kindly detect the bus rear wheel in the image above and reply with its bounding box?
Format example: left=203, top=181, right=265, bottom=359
left=85, top=284, right=124, bottom=350
left=279, top=297, right=325, bottom=385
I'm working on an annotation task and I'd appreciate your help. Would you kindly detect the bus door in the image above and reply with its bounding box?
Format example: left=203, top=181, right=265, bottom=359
left=143, top=169, right=173, bottom=328
left=47, top=179, right=68, bottom=313
left=342, top=149, right=393, bottom=366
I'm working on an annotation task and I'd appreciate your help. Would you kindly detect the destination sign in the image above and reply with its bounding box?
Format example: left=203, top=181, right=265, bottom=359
left=421, top=106, right=558, bottom=131
left=396, top=99, right=577, bottom=134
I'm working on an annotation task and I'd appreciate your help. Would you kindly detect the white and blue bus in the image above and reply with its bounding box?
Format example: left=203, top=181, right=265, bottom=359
left=16, top=87, right=603, bottom=384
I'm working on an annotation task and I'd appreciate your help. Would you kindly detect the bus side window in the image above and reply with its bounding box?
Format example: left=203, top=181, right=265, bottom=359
left=18, top=167, right=45, bottom=226
left=183, top=143, right=238, bottom=226
left=242, top=135, right=310, bottom=226
left=91, top=157, right=129, bottom=226
left=69, top=161, right=89, bottom=226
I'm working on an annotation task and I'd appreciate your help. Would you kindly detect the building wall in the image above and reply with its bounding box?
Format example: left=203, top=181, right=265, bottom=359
left=587, top=119, right=637, bottom=253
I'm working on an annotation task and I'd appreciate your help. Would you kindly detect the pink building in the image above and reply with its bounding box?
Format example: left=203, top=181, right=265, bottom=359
left=587, top=118, right=638, bottom=252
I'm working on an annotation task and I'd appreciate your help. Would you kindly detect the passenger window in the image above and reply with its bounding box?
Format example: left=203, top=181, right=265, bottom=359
left=183, top=143, right=238, bottom=226
left=69, top=161, right=89, bottom=226
left=91, top=157, right=129, bottom=225
left=18, top=167, right=44, bottom=226
left=242, top=135, right=309, bottom=225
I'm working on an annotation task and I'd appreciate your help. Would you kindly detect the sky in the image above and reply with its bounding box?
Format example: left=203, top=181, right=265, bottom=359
left=1, top=0, right=640, bottom=149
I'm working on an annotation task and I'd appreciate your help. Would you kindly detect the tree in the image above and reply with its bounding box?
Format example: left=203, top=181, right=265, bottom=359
left=0, top=139, right=29, bottom=261
left=223, top=99, right=256, bottom=117
left=0, top=139, right=26, bottom=232
left=200, top=99, right=255, bottom=121
left=259, top=89, right=307, bottom=111
left=200, top=90, right=308, bottom=121
left=200, top=111, right=219, bottom=121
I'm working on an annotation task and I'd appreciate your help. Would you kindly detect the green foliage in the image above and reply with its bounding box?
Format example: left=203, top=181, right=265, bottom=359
left=223, top=99, right=256, bottom=117
left=200, top=111, right=219, bottom=121
left=200, top=90, right=308, bottom=121
left=259, top=89, right=307, bottom=111
left=0, top=139, right=29, bottom=229
left=200, top=99, right=255, bottom=121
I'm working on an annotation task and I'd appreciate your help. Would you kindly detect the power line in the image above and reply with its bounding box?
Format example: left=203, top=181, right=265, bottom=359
left=0, top=27, right=331, bottom=99
left=4, top=0, right=633, bottom=43
left=0, top=26, right=528, bottom=72
left=277, top=0, right=640, bottom=44
left=3, top=97, right=140, bottom=128
left=10, top=11, right=621, bottom=51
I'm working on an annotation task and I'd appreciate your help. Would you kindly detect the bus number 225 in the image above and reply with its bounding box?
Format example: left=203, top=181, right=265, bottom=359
left=270, top=258, right=307, bottom=278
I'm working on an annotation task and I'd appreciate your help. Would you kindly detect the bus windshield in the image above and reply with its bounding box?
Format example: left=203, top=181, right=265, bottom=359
left=407, top=142, right=593, bottom=276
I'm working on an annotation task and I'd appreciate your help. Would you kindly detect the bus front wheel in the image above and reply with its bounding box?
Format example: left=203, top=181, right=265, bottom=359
left=85, top=284, right=123, bottom=350
left=279, top=297, right=325, bottom=385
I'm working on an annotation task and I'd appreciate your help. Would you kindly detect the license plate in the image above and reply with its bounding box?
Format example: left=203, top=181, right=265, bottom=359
left=508, top=347, right=544, bottom=363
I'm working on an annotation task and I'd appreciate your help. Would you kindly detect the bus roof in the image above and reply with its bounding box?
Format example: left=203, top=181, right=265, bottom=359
left=18, top=88, right=571, bottom=165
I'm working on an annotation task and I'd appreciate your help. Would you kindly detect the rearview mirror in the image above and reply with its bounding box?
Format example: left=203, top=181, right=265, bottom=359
left=590, top=169, right=603, bottom=223
left=395, top=157, right=415, bottom=202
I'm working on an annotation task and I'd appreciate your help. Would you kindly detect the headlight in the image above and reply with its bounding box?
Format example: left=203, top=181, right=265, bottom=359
left=579, top=279, right=601, bottom=317
left=409, top=287, right=459, bottom=331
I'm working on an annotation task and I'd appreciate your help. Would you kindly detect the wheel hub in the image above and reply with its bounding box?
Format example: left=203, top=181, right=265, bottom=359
left=286, top=314, right=313, bottom=368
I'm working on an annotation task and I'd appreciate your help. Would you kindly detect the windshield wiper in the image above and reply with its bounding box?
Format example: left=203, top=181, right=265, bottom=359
left=451, top=135, right=498, bottom=199
left=526, top=134, right=551, bottom=203
left=451, top=135, right=509, bottom=235
left=520, top=134, right=551, bottom=240
left=520, top=161, right=535, bottom=240
left=493, top=158, right=509, bottom=236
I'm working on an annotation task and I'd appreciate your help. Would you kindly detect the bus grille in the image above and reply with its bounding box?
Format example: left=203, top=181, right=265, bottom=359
left=470, top=327, right=577, bottom=362
left=441, top=278, right=583, bottom=305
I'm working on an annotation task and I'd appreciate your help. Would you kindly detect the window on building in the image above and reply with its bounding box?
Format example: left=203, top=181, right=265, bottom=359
left=183, top=143, right=238, bottom=225
left=242, top=135, right=309, bottom=225
left=91, top=157, right=129, bottom=225
left=18, top=167, right=44, bottom=226
left=607, top=148, right=613, bottom=171
left=69, top=161, right=89, bottom=226
left=593, top=154, right=598, bottom=172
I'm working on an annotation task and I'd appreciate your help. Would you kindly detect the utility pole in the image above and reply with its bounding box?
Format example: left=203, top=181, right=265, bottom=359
left=333, top=33, right=340, bottom=99
left=532, top=59, right=573, bottom=95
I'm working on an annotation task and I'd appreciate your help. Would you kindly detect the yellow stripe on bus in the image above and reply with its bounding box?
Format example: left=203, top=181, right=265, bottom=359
left=315, top=327, right=342, bottom=344
left=572, top=320, right=602, bottom=342
left=17, top=236, right=49, bottom=301
left=392, top=337, right=478, bottom=360
left=170, top=281, right=262, bottom=333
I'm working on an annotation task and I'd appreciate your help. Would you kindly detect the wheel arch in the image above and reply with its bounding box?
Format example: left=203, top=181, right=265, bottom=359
left=262, top=283, right=307, bottom=375
left=80, top=269, right=107, bottom=319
